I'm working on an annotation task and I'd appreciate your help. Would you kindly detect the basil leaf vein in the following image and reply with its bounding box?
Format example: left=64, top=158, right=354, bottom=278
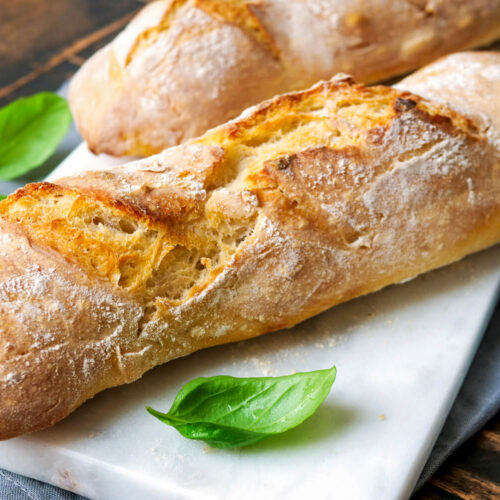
left=0, top=92, right=72, bottom=180
left=147, top=366, right=336, bottom=448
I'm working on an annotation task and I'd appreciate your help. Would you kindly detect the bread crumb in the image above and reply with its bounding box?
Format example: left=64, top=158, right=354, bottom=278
left=380, top=414, right=386, bottom=421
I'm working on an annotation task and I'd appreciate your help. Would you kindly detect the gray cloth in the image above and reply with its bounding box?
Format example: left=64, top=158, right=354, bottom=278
left=0, top=81, right=499, bottom=499
left=0, top=469, right=86, bottom=500
left=415, top=298, right=500, bottom=490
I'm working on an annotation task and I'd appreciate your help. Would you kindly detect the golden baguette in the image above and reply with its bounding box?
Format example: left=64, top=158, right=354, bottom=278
left=68, top=0, right=500, bottom=157
left=1, top=52, right=500, bottom=440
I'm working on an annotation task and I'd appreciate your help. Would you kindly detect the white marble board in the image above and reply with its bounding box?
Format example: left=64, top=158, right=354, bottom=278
left=0, top=143, right=499, bottom=500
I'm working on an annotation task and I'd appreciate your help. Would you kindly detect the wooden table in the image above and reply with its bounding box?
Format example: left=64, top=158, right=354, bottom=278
left=0, top=1, right=499, bottom=498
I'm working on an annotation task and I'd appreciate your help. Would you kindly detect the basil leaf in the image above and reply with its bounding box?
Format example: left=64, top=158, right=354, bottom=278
left=0, top=195, right=5, bottom=201
left=147, top=366, right=336, bottom=448
left=0, top=92, right=72, bottom=180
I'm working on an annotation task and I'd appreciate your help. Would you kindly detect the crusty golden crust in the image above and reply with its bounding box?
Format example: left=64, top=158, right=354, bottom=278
left=2, top=54, right=500, bottom=439
left=69, top=0, right=500, bottom=156
left=0, top=219, right=145, bottom=439
left=395, top=51, right=500, bottom=137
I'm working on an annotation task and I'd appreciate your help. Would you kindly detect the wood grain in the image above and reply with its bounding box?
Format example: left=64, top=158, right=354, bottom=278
left=415, top=416, right=500, bottom=499
left=0, top=1, right=499, bottom=498
left=0, top=12, right=137, bottom=100
left=0, top=0, right=147, bottom=106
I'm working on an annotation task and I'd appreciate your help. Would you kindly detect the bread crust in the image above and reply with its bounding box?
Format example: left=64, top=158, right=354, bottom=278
left=2, top=53, right=500, bottom=440
left=69, top=0, right=500, bottom=156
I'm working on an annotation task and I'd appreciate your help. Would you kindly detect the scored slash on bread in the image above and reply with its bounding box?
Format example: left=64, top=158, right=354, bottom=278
left=1, top=53, right=500, bottom=440
left=68, top=0, right=500, bottom=156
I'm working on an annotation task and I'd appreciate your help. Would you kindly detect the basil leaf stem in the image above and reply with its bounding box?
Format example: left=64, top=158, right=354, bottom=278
left=147, top=366, right=336, bottom=448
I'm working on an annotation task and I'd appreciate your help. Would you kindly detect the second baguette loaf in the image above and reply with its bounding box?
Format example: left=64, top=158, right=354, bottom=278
left=69, top=0, right=500, bottom=156
left=1, top=52, right=500, bottom=440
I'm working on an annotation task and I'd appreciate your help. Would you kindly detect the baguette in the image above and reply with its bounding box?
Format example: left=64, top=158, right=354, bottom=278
left=1, top=52, right=500, bottom=440
left=68, top=0, right=500, bottom=157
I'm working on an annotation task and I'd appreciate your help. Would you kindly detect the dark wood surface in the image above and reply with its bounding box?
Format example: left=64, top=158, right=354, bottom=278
left=0, top=1, right=499, bottom=498
left=416, top=418, right=500, bottom=500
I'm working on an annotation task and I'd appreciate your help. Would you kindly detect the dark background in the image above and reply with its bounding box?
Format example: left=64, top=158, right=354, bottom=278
left=0, top=1, right=499, bottom=498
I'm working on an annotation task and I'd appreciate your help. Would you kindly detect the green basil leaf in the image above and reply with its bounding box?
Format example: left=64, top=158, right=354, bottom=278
left=0, top=195, right=6, bottom=201
left=147, top=366, right=336, bottom=448
left=0, top=92, right=72, bottom=180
